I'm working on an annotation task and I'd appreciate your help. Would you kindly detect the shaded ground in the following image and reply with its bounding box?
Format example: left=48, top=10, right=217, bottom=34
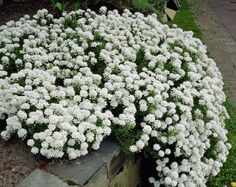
left=0, top=0, right=52, bottom=26
left=0, top=0, right=124, bottom=26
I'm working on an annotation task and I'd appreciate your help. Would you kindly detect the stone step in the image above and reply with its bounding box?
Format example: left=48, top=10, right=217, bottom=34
left=16, top=140, right=141, bottom=187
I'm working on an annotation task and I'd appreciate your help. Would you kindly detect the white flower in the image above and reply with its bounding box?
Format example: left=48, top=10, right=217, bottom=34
left=0, top=7, right=229, bottom=186
left=17, top=110, right=27, bottom=119
left=68, top=139, right=76, bottom=146
left=27, top=139, right=35, bottom=146
left=143, top=125, right=152, bottom=134
left=31, top=147, right=39, bottom=154
left=158, top=150, right=165, bottom=157
left=129, top=145, right=138, bottom=152
left=92, top=142, right=100, bottom=150
left=153, top=144, right=161, bottom=151
left=164, top=177, right=172, bottom=185
left=141, top=134, right=149, bottom=142
left=1, top=131, right=10, bottom=140
left=165, top=149, right=171, bottom=155
left=17, top=128, right=27, bottom=138
left=136, top=140, right=145, bottom=149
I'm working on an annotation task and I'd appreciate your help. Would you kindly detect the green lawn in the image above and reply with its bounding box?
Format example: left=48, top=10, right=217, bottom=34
left=170, top=0, right=201, bottom=39
left=172, top=0, right=236, bottom=186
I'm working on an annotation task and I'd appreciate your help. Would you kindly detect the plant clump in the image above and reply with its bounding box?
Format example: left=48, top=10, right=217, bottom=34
left=0, top=7, right=231, bottom=186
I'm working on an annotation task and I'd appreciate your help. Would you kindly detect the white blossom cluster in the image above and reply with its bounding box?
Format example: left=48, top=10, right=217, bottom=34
left=0, top=7, right=230, bottom=186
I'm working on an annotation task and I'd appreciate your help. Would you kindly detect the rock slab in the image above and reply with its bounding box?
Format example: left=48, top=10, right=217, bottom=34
left=16, top=140, right=141, bottom=187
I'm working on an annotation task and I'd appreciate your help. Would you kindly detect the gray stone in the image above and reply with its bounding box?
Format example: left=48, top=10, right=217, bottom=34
left=95, top=140, right=126, bottom=180
left=84, top=164, right=109, bottom=187
left=17, top=169, right=77, bottom=187
left=16, top=140, right=141, bottom=187
left=47, top=152, right=104, bottom=185
left=46, top=140, right=121, bottom=185
left=95, top=140, right=121, bottom=161
left=190, top=0, right=236, bottom=104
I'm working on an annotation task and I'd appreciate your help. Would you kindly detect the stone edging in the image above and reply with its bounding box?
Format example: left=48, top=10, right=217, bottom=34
left=16, top=140, right=141, bottom=187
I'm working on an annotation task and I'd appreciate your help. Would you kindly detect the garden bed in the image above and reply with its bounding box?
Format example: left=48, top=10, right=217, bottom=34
left=0, top=0, right=233, bottom=186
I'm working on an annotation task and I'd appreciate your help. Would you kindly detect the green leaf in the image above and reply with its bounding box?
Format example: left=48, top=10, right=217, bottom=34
left=73, top=2, right=80, bottom=10
left=55, top=2, right=63, bottom=11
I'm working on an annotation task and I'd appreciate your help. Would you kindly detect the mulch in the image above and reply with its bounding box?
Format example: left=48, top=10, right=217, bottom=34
left=0, top=0, right=53, bottom=26
left=0, top=0, right=122, bottom=26
left=0, top=139, right=40, bottom=187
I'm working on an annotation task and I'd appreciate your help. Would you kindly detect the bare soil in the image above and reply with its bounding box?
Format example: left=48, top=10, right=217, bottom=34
left=0, top=139, right=40, bottom=187
left=0, top=0, right=53, bottom=26
left=0, top=0, right=122, bottom=26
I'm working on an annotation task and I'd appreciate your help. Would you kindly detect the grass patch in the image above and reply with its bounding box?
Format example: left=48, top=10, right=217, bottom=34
left=207, top=100, right=236, bottom=187
left=132, top=0, right=153, bottom=13
left=171, top=0, right=201, bottom=39
left=172, top=0, right=236, bottom=186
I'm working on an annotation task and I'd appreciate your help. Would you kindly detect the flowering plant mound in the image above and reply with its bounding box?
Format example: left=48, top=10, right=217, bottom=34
left=0, top=7, right=231, bottom=186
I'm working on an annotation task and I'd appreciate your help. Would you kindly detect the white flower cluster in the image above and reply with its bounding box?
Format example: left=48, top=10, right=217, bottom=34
left=0, top=7, right=230, bottom=186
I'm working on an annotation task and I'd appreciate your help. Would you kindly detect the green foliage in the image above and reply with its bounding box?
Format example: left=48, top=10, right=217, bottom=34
left=135, top=48, right=150, bottom=73
left=51, top=0, right=68, bottom=12
left=64, top=14, right=78, bottom=29
left=131, top=0, right=168, bottom=15
left=49, top=0, right=168, bottom=19
left=154, top=0, right=168, bottom=16
left=132, top=0, right=153, bottom=13
left=51, top=0, right=59, bottom=10
left=204, top=136, right=219, bottom=160
left=73, top=2, right=80, bottom=10
left=111, top=124, right=142, bottom=154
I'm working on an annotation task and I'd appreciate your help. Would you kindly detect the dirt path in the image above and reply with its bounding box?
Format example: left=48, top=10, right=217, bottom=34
left=190, top=0, right=236, bottom=103
left=208, top=0, right=236, bottom=41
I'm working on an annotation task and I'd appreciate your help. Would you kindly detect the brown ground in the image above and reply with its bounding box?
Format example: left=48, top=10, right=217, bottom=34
left=0, top=0, right=121, bottom=26
left=0, top=0, right=53, bottom=26
left=0, top=139, right=39, bottom=187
